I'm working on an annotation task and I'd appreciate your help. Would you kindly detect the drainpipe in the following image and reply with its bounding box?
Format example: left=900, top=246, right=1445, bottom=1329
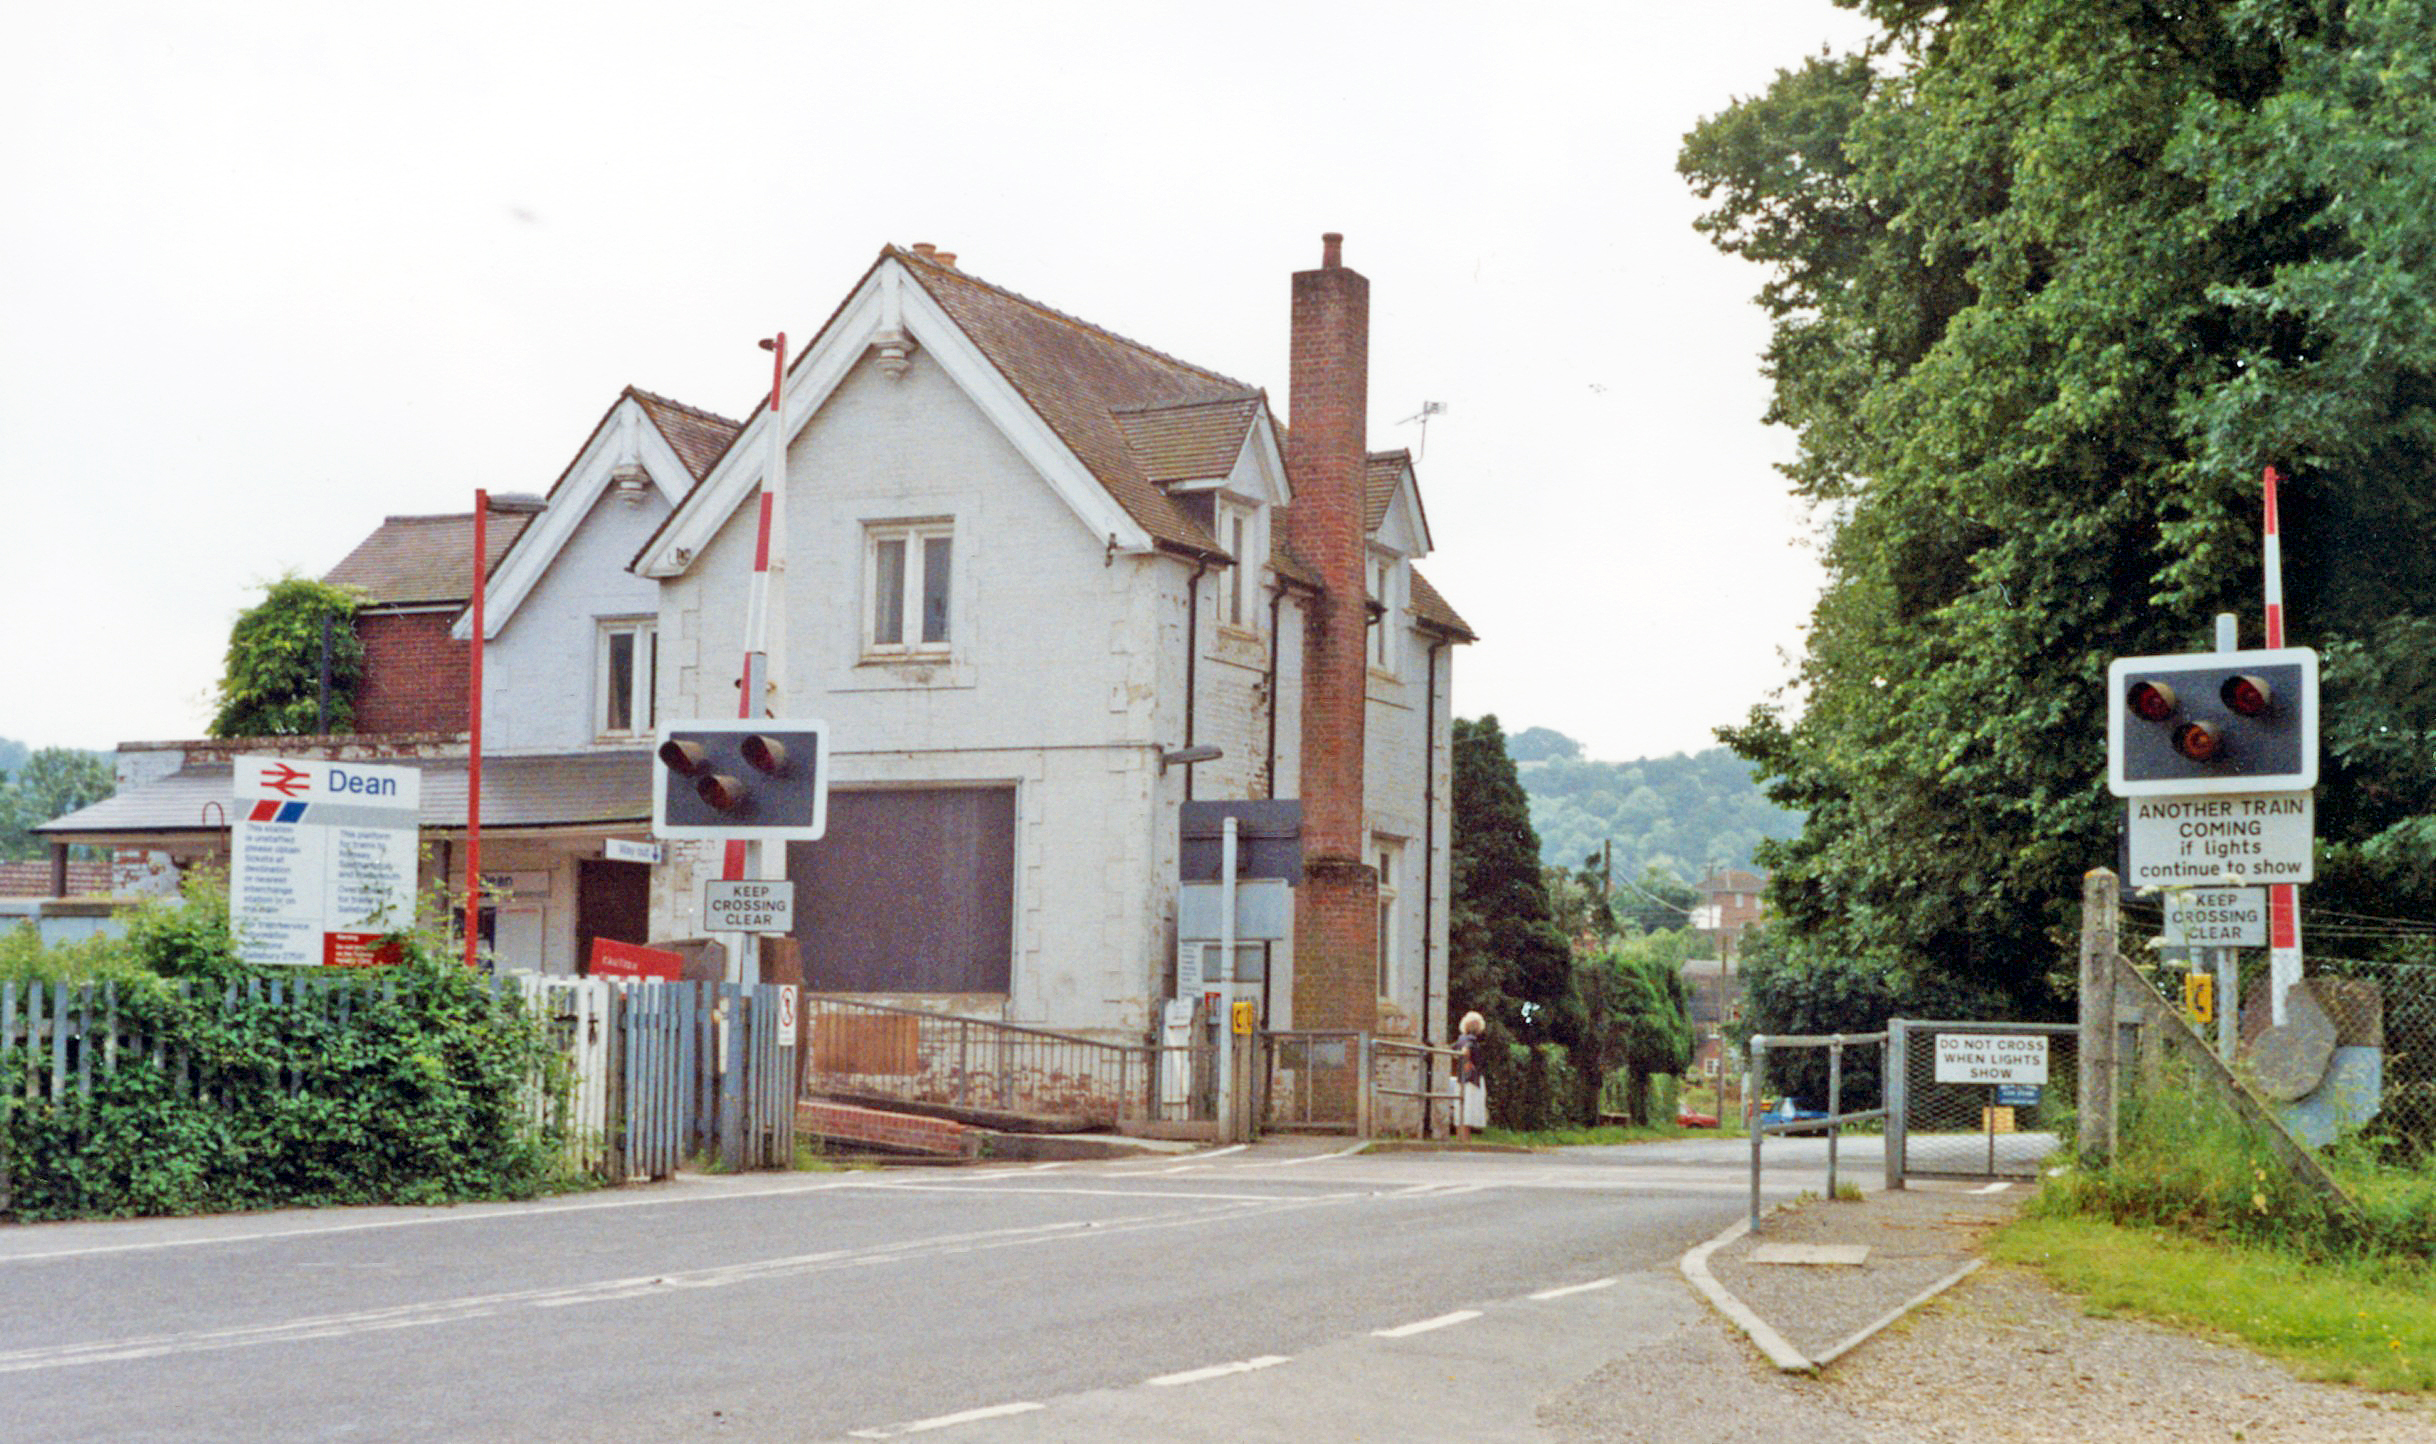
left=1264, top=578, right=1286, bottom=798
left=1422, top=638, right=1443, bottom=1050
left=1182, top=559, right=1209, bottom=801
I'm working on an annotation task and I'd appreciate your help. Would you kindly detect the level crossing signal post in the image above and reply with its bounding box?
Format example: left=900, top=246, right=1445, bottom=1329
left=2108, top=633, right=2317, bottom=1041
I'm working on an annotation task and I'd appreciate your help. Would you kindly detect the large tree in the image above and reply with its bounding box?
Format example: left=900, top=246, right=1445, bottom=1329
left=1448, top=715, right=1574, bottom=1042
left=1683, top=0, right=2436, bottom=1008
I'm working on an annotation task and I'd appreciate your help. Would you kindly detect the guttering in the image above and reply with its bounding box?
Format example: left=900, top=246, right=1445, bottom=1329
left=1264, top=577, right=1286, bottom=798
left=1182, top=559, right=1210, bottom=801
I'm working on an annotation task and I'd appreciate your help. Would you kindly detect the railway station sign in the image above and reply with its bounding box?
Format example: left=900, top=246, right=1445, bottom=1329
left=230, top=756, right=421, bottom=967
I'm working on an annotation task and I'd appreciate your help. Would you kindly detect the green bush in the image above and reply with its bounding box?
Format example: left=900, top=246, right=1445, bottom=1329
left=0, top=882, right=577, bottom=1221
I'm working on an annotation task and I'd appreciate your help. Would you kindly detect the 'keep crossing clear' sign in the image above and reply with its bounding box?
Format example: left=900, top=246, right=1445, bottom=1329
left=1933, top=1033, right=2049, bottom=1085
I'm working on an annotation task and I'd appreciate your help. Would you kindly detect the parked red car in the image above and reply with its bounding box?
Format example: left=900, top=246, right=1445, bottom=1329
left=1675, top=1108, right=1720, bottom=1129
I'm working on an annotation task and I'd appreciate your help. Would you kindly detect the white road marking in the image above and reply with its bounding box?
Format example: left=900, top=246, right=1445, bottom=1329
left=1529, top=1278, right=1617, bottom=1301
left=1025, top=1162, right=1070, bottom=1172
left=0, top=1177, right=867, bottom=1265
left=1144, top=1355, right=1289, bottom=1387
left=1372, top=1309, right=1481, bottom=1339
left=1237, top=1143, right=1367, bottom=1167
left=1197, top=1144, right=1248, bottom=1160
left=1974, top=1182, right=2011, bottom=1194
left=0, top=1187, right=1390, bottom=1375
left=900, top=1401, right=1046, bottom=1433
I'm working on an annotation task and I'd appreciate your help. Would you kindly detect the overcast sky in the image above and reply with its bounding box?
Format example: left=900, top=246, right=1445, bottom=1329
left=1, top=1, right=1874, bottom=763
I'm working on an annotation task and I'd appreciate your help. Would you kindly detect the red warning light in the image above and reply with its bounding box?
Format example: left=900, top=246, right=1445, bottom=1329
left=2126, top=680, right=2177, bottom=723
left=2222, top=674, right=2272, bottom=717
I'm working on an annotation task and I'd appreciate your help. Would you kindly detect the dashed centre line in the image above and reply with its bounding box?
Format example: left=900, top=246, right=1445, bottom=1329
left=1144, top=1355, right=1289, bottom=1387
left=850, top=1400, right=1046, bottom=1437
left=1373, top=1309, right=1482, bottom=1339
left=1529, top=1277, right=1618, bottom=1301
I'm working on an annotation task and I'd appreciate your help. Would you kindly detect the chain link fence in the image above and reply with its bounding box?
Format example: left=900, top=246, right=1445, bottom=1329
left=1890, top=1021, right=2078, bottom=1180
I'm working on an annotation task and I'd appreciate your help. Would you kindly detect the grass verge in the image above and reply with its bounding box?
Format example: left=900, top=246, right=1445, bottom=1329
left=1994, top=1213, right=2436, bottom=1392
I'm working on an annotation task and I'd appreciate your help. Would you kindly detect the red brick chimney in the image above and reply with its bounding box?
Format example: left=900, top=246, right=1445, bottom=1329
left=1285, top=232, right=1378, bottom=1037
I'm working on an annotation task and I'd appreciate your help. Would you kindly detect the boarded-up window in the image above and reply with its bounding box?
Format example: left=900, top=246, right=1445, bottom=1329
left=787, top=788, right=1015, bottom=993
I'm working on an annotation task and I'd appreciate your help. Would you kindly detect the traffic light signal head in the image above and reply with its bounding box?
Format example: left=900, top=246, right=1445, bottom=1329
left=652, top=719, right=828, bottom=840
left=2107, top=647, right=2317, bottom=797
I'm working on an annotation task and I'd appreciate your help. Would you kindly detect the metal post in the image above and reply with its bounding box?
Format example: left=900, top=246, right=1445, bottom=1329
left=465, top=490, right=487, bottom=970
left=1884, top=1020, right=1908, bottom=1191
left=1355, top=1033, right=1373, bottom=1139
left=2215, top=947, right=2239, bottom=1065
left=2079, top=869, right=2119, bottom=1164
left=1747, top=1035, right=1767, bottom=1231
left=1218, top=816, right=1237, bottom=1139
left=1826, top=1035, right=1843, bottom=1201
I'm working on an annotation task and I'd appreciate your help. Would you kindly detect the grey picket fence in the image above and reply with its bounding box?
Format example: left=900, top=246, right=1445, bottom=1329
left=2, top=975, right=797, bottom=1189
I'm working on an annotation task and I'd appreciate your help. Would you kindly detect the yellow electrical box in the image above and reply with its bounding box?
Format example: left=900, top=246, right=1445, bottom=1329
left=2183, top=970, right=2215, bottom=1025
left=1231, top=1000, right=1255, bottom=1036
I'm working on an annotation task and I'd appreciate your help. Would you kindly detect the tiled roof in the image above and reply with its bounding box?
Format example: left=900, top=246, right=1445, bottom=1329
left=629, top=388, right=742, bottom=481
left=1366, top=450, right=1410, bottom=532
left=1410, top=568, right=1474, bottom=641
left=324, top=513, right=533, bottom=608
left=37, top=752, right=649, bottom=838
left=0, top=860, right=114, bottom=898
left=895, top=247, right=1250, bottom=557
left=1111, top=396, right=1263, bottom=484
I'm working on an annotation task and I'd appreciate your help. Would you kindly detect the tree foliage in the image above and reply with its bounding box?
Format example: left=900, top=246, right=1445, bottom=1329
left=209, top=575, right=367, bottom=738
left=0, top=747, right=114, bottom=859
left=1515, top=733, right=1803, bottom=881
left=1682, top=0, right=2436, bottom=1008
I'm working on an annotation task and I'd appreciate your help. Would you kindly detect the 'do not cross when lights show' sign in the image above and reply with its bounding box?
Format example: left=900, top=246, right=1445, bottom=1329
left=230, top=756, right=421, bottom=967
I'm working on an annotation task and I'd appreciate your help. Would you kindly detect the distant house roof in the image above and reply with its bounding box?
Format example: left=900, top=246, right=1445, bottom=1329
left=324, top=513, right=533, bottom=608
left=37, top=752, right=649, bottom=840
left=1697, top=869, right=1768, bottom=895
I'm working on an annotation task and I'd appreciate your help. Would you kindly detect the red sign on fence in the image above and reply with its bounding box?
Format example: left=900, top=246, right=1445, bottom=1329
left=588, top=938, right=685, bottom=981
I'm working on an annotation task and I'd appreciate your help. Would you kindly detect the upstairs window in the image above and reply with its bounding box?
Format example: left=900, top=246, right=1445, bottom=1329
left=1369, top=557, right=1397, bottom=673
left=867, top=521, right=953, bottom=656
left=1227, top=511, right=1248, bottom=628
left=597, top=619, right=658, bottom=737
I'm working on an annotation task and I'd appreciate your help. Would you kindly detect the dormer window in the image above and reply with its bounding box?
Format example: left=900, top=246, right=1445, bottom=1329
left=1369, top=556, right=1397, bottom=674
left=1221, top=502, right=1254, bottom=629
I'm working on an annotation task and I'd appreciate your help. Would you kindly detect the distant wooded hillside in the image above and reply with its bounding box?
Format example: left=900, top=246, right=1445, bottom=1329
left=1507, top=727, right=1802, bottom=882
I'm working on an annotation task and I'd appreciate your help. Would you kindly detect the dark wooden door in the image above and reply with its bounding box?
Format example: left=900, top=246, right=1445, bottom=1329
left=576, top=858, right=652, bottom=972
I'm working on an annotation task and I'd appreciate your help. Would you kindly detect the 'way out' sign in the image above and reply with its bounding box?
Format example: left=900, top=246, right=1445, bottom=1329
left=230, top=756, right=421, bottom=967
left=1934, top=1033, right=2049, bottom=1085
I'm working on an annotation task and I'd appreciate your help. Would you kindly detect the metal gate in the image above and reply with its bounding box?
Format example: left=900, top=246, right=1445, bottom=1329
left=1887, top=1019, right=2077, bottom=1183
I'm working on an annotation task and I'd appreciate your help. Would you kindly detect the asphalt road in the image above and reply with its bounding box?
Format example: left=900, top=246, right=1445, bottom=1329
left=1, top=1135, right=1886, bottom=1442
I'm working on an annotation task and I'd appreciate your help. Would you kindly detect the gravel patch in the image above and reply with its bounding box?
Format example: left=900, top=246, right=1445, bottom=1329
left=1824, top=1267, right=2436, bottom=1443
left=1539, top=1318, right=1925, bottom=1443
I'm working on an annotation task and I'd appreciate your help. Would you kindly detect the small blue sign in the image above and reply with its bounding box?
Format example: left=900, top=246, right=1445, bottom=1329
left=1995, top=1084, right=2042, bottom=1108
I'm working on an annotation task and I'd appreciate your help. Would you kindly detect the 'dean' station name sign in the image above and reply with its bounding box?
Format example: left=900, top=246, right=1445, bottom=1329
left=229, top=756, right=421, bottom=968
left=1933, top=1033, right=2050, bottom=1086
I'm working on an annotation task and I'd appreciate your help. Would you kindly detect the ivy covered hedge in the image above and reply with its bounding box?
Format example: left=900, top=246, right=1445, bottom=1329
left=0, top=884, right=577, bottom=1221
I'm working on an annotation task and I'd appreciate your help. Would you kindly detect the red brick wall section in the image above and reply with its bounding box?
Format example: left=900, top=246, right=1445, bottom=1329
left=1284, top=233, right=1380, bottom=1036
left=796, top=1101, right=981, bottom=1158
left=353, top=612, right=473, bottom=736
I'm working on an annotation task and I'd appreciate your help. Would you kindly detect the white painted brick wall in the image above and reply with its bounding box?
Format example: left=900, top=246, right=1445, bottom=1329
left=483, top=488, right=670, bottom=754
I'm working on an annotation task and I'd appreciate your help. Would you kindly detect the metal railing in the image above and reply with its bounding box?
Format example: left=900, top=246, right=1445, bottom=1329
left=801, top=997, right=1193, bottom=1127
left=1260, top=1030, right=1366, bottom=1133
left=1370, top=1038, right=1463, bottom=1138
left=1746, top=1030, right=1888, bottom=1230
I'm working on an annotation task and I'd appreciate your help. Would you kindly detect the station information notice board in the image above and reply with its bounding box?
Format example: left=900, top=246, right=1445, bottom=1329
left=229, top=756, right=421, bottom=967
